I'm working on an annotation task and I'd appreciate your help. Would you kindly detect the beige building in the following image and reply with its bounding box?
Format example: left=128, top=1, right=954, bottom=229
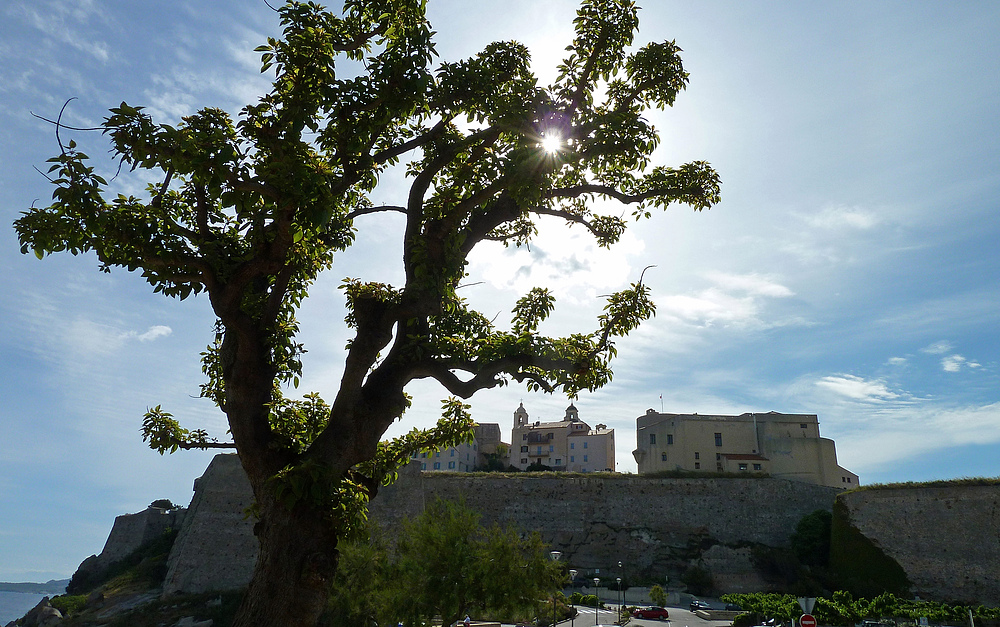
left=412, top=423, right=509, bottom=472
left=632, top=409, right=859, bottom=489
left=511, top=403, right=615, bottom=472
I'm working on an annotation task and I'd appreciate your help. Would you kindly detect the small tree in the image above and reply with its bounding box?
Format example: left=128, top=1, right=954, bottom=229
left=346, top=498, right=560, bottom=627
left=649, top=583, right=667, bottom=607
left=15, top=1, right=719, bottom=625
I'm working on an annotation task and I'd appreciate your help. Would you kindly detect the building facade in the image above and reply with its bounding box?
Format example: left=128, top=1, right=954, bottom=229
left=412, top=422, right=509, bottom=472
left=510, top=403, right=615, bottom=472
left=632, top=409, right=859, bottom=488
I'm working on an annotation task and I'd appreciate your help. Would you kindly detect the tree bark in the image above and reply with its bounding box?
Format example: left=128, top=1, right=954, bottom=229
left=232, top=498, right=340, bottom=627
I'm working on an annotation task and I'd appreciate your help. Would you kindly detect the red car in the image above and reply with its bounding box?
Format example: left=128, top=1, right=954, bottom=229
left=633, top=607, right=670, bottom=620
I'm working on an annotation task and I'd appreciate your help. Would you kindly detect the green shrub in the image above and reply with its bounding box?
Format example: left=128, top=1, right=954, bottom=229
left=50, top=594, right=88, bottom=616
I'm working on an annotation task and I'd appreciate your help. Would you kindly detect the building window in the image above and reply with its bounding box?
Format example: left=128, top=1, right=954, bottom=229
left=842, top=477, right=846, bottom=483
left=716, top=453, right=721, bottom=461
left=570, top=442, right=575, bottom=449
left=555, top=459, right=562, bottom=465
left=549, top=445, right=554, bottom=452
left=448, top=461, right=456, bottom=469
left=521, top=446, right=528, bottom=452
left=715, top=433, right=722, bottom=447
left=420, top=452, right=427, bottom=458
left=547, top=432, right=554, bottom=440
left=847, top=477, right=852, bottom=483
left=435, top=452, right=440, bottom=457
left=667, top=434, right=673, bottom=445
left=738, top=463, right=748, bottom=471
left=421, top=463, right=426, bottom=470
left=583, top=455, right=588, bottom=462
left=522, top=434, right=527, bottom=440
left=716, top=463, right=723, bottom=471
left=694, top=462, right=700, bottom=470
left=661, top=453, right=667, bottom=461
left=649, top=433, right=656, bottom=445
left=694, top=452, right=700, bottom=460
left=583, top=442, right=588, bottom=449
left=753, top=464, right=762, bottom=471
left=571, top=456, right=575, bottom=462
left=433, top=462, right=440, bottom=469
left=800, top=423, right=807, bottom=429
left=521, top=458, right=528, bottom=464
left=450, top=449, right=455, bottom=456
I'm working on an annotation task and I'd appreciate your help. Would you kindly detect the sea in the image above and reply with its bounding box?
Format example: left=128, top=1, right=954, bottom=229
left=0, top=591, right=48, bottom=624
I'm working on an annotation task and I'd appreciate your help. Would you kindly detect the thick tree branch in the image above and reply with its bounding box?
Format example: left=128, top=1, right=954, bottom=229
left=544, top=183, right=702, bottom=204
left=371, top=118, right=451, bottom=165
left=346, top=205, right=407, bottom=220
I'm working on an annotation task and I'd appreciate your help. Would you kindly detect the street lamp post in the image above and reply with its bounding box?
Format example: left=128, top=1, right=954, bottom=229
left=593, top=578, right=601, bottom=625
left=616, top=577, right=622, bottom=624
left=568, top=569, right=577, bottom=627
left=550, top=551, right=562, bottom=627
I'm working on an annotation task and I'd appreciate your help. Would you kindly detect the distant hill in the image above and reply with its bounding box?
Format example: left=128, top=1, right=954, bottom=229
left=0, top=579, right=69, bottom=594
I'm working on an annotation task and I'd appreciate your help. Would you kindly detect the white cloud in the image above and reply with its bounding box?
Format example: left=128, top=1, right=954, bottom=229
left=941, top=354, right=981, bottom=372
left=887, top=357, right=907, bottom=366
left=654, top=272, right=798, bottom=330
left=835, top=402, right=1000, bottom=476
left=12, top=0, right=110, bottom=63
left=921, top=340, right=953, bottom=354
left=803, top=204, right=879, bottom=230
left=703, top=271, right=794, bottom=297
left=815, top=374, right=900, bottom=402
left=134, top=325, right=173, bottom=342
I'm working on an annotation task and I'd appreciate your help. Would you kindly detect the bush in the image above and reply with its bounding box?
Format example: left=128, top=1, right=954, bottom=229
left=50, top=594, right=88, bottom=616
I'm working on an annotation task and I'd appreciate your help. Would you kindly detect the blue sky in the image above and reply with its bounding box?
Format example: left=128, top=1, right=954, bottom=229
left=1, top=0, right=998, bottom=582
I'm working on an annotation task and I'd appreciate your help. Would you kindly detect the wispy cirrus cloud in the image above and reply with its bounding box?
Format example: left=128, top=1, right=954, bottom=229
left=815, top=374, right=901, bottom=402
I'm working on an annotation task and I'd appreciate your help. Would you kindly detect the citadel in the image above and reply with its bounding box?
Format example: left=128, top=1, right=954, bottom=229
left=416, top=403, right=859, bottom=490
left=70, top=404, right=1000, bottom=607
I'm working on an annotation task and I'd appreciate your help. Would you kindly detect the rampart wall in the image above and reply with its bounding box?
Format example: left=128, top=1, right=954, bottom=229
left=838, top=485, right=1000, bottom=604
left=162, top=455, right=838, bottom=595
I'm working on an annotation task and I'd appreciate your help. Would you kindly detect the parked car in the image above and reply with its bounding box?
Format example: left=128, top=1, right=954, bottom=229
left=690, top=599, right=712, bottom=611
left=634, top=607, right=670, bottom=620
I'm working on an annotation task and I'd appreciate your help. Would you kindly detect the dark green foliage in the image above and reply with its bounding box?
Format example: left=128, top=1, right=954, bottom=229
left=323, top=499, right=561, bottom=627
left=49, top=594, right=87, bottom=617
left=722, top=591, right=1000, bottom=627
left=681, top=564, right=713, bottom=596
left=791, top=509, right=832, bottom=568
left=829, top=499, right=910, bottom=598
left=149, top=498, right=180, bottom=510
left=526, top=461, right=554, bottom=472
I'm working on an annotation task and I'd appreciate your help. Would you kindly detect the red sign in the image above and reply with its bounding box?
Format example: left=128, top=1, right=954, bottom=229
left=800, top=614, right=818, bottom=627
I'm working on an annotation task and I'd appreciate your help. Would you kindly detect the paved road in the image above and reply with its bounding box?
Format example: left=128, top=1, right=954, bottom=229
left=546, top=605, right=734, bottom=627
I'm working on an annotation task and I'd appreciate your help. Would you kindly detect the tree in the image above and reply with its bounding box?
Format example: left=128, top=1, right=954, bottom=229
left=387, top=498, right=560, bottom=627
left=649, top=584, right=667, bottom=607
left=791, top=509, right=832, bottom=568
left=14, top=0, right=720, bottom=625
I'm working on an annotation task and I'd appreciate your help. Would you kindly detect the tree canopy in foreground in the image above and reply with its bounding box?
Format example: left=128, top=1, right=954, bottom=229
left=15, top=0, right=720, bottom=625
left=328, top=499, right=562, bottom=627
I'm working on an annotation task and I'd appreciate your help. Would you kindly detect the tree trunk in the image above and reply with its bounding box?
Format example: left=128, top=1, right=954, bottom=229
left=232, top=499, right=340, bottom=627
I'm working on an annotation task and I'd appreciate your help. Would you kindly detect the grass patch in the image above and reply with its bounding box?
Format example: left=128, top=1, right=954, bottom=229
left=847, top=476, right=1000, bottom=492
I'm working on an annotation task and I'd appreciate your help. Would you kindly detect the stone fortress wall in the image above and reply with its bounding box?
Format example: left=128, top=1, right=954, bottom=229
left=73, top=504, right=185, bottom=585
left=81, top=454, right=1000, bottom=605
left=837, top=485, right=1000, bottom=604
left=161, top=455, right=838, bottom=595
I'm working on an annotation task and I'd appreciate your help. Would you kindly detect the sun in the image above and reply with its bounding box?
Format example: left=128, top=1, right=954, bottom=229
left=541, top=133, right=562, bottom=153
